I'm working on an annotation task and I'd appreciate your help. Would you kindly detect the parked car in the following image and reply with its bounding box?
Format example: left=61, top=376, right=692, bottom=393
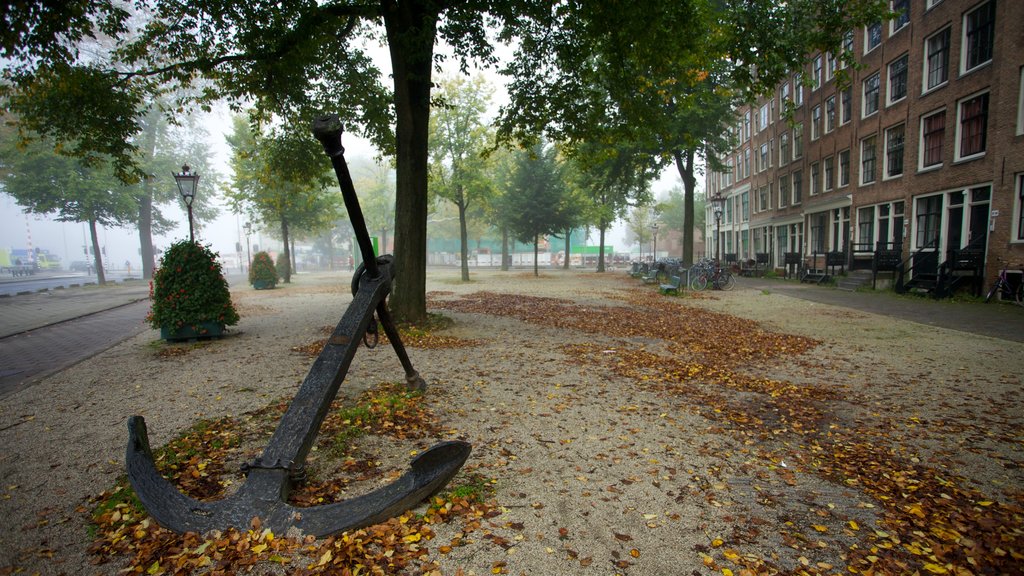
left=69, top=261, right=95, bottom=273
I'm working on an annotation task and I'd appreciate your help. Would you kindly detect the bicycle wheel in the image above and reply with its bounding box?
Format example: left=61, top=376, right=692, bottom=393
left=690, top=274, right=708, bottom=291
left=719, top=271, right=736, bottom=291
left=985, top=281, right=1000, bottom=303
left=1014, top=281, right=1024, bottom=305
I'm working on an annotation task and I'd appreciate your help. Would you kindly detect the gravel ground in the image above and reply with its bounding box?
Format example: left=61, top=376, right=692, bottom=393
left=0, top=268, right=1021, bottom=575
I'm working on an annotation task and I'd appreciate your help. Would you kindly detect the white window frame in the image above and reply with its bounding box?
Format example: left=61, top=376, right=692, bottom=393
left=918, top=108, right=946, bottom=171
left=825, top=95, right=836, bottom=133
left=826, top=52, right=837, bottom=81
left=780, top=132, right=790, bottom=166
left=811, top=105, right=822, bottom=140
left=812, top=56, right=823, bottom=91
left=759, top=103, right=769, bottom=131
left=954, top=89, right=990, bottom=162
left=1017, top=67, right=1024, bottom=136
left=890, top=0, right=909, bottom=35
left=794, top=75, right=804, bottom=107
left=961, top=1, right=995, bottom=75
left=839, top=149, right=850, bottom=188
left=865, top=22, right=882, bottom=54
left=860, top=134, right=878, bottom=186
left=810, top=162, right=821, bottom=196
left=1014, top=173, right=1024, bottom=243
left=926, top=0, right=943, bottom=10
left=923, top=27, right=951, bottom=95
left=862, top=72, right=880, bottom=118
left=887, top=54, right=908, bottom=106
left=883, top=124, right=905, bottom=180
left=793, top=123, right=803, bottom=161
left=792, top=170, right=803, bottom=206
left=823, top=156, right=835, bottom=191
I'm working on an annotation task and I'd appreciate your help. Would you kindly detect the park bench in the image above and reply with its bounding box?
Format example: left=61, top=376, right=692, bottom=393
left=641, top=267, right=660, bottom=284
left=659, top=274, right=682, bottom=295
left=125, top=115, right=470, bottom=538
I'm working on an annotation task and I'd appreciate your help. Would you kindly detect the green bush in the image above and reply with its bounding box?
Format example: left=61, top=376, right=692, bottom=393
left=249, top=251, right=277, bottom=287
left=275, top=252, right=290, bottom=279
left=148, top=241, right=240, bottom=330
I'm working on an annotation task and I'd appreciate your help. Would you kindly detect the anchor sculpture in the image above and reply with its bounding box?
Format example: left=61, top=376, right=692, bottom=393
left=125, top=114, right=471, bottom=537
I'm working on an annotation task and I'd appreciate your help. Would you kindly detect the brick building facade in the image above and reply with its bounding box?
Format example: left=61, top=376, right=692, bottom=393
left=705, top=0, right=1023, bottom=293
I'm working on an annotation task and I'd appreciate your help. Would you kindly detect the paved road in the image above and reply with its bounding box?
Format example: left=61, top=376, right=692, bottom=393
left=0, top=301, right=149, bottom=398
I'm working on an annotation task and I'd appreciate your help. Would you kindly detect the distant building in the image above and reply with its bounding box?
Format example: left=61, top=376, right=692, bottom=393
left=705, top=0, right=1023, bottom=294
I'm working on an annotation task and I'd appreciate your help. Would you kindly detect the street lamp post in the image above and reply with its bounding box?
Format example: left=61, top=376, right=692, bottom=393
left=651, top=222, right=659, bottom=262
left=710, top=193, right=725, bottom=266
left=174, top=164, right=200, bottom=242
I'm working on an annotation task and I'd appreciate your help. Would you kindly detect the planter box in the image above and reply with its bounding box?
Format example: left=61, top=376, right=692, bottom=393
left=252, top=279, right=276, bottom=290
left=161, top=322, right=225, bottom=341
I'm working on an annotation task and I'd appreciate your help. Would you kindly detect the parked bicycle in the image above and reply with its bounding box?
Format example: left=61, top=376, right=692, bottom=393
left=985, top=261, right=1023, bottom=305
left=688, top=257, right=736, bottom=291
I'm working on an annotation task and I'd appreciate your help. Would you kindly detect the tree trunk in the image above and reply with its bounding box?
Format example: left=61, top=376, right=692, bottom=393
left=458, top=195, right=469, bottom=281
left=383, top=0, right=440, bottom=324
left=281, top=216, right=291, bottom=283
left=89, top=218, right=106, bottom=285
left=533, top=234, right=539, bottom=277
left=673, top=148, right=697, bottom=267
left=501, top=227, right=509, bottom=271
left=597, top=224, right=607, bottom=273
left=563, top=230, right=570, bottom=269
left=291, top=236, right=297, bottom=274
left=137, top=111, right=159, bottom=280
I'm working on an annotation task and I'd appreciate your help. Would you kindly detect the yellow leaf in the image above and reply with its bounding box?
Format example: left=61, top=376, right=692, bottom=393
left=711, top=538, right=724, bottom=548
left=251, top=543, right=267, bottom=554
left=147, top=561, right=161, bottom=575
left=318, top=549, right=333, bottom=566
left=403, top=532, right=422, bottom=543
left=722, top=570, right=734, bottom=576
left=630, top=549, right=640, bottom=558
left=723, top=549, right=740, bottom=560
left=923, top=563, right=949, bottom=574
left=848, top=520, right=860, bottom=530
left=976, top=501, right=994, bottom=507
left=812, top=525, right=828, bottom=532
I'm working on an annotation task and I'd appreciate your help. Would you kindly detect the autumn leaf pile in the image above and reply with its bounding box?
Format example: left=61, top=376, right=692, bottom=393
left=86, top=383, right=496, bottom=575
left=431, top=288, right=1024, bottom=575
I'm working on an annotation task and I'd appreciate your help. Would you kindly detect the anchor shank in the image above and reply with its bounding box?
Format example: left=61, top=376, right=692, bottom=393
left=258, top=264, right=392, bottom=468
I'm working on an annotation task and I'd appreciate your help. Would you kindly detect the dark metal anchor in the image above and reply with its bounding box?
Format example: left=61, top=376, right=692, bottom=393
left=125, top=114, right=471, bottom=537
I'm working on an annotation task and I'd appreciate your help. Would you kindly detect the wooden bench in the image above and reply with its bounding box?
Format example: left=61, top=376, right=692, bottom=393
left=659, top=275, right=682, bottom=295
left=641, top=268, right=659, bottom=284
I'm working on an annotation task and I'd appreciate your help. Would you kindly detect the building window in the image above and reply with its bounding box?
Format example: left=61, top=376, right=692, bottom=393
left=779, top=174, right=790, bottom=208
left=891, top=0, right=909, bottom=33
left=811, top=162, right=820, bottom=196
left=794, top=75, right=804, bottom=106
left=793, top=123, right=803, bottom=160
left=757, top=186, right=768, bottom=213
left=963, top=1, right=995, bottom=73
left=915, top=195, right=942, bottom=248
left=858, top=207, right=876, bottom=249
left=839, top=149, right=850, bottom=187
left=1016, top=174, right=1024, bottom=242
left=863, top=72, right=880, bottom=117
left=824, top=156, right=835, bottom=191
left=792, top=170, right=803, bottom=205
left=861, top=135, right=877, bottom=185
left=956, top=92, right=989, bottom=160
left=841, top=87, right=852, bottom=124
left=924, top=27, right=951, bottom=91
left=888, top=54, right=908, bottom=104
left=825, top=96, right=836, bottom=133
left=826, top=52, right=837, bottom=81
left=885, top=124, right=905, bottom=178
left=780, top=132, right=790, bottom=166
left=743, top=111, right=751, bottom=141
left=780, top=82, right=790, bottom=106
left=926, top=0, right=944, bottom=8
left=769, top=138, right=774, bottom=167
left=1018, top=67, right=1024, bottom=136
left=743, top=147, right=751, bottom=179
left=841, top=31, right=854, bottom=69
left=811, top=105, right=822, bottom=140
left=759, top=103, right=769, bottom=131
left=865, top=22, right=882, bottom=53
left=758, top=143, right=768, bottom=173
left=741, top=191, right=750, bottom=222
left=812, top=56, right=823, bottom=90
left=920, top=110, right=945, bottom=168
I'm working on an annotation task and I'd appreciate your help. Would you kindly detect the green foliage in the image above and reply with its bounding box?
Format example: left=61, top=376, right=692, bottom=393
left=248, top=251, right=277, bottom=287
left=148, top=241, right=240, bottom=331
left=275, top=252, right=291, bottom=279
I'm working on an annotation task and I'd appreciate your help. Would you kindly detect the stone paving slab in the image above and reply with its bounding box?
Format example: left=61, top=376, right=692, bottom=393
left=0, top=281, right=150, bottom=338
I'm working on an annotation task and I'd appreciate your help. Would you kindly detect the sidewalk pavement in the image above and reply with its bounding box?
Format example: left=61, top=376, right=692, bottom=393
left=737, top=275, right=1024, bottom=343
left=0, top=280, right=151, bottom=339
